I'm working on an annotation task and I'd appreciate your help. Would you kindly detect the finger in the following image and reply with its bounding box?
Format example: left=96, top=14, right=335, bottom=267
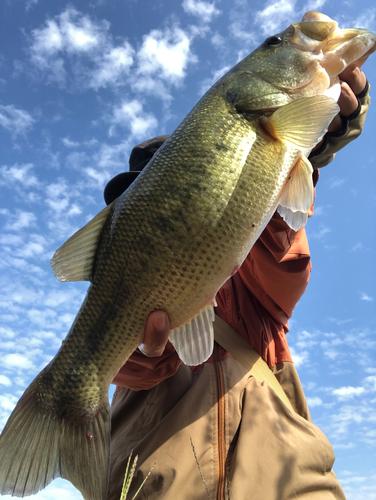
left=338, top=64, right=367, bottom=96
left=327, top=113, right=344, bottom=134
left=139, top=310, right=170, bottom=357
left=337, top=81, right=359, bottom=118
left=326, top=81, right=360, bottom=134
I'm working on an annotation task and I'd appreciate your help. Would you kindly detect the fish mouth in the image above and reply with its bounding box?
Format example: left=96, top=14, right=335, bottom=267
left=290, top=11, right=376, bottom=86
left=230, top=12, right=375, bottom=117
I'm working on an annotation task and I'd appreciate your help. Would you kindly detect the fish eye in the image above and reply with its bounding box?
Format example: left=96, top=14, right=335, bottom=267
left=264, top=35, right=283, bottom=46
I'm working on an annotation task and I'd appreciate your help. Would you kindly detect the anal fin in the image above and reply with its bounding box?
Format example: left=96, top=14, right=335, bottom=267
left=169, top=303, right=215, bottom=366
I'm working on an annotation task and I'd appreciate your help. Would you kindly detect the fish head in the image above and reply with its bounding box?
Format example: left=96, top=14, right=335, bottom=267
left=221, top=11, right=376, bottom=114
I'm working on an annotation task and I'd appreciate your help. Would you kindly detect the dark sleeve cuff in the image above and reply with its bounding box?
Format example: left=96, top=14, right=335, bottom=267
left=309, top=80, right=371, bottom=168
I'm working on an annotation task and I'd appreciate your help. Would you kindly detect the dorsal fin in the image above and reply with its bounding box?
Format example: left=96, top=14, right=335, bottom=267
left=51, top=202, right=114, bottom=282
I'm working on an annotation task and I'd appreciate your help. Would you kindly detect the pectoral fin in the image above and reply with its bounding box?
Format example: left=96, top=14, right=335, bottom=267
left=277, top=155, right=314, bottom=231
left=261, top=95, right=339, bottom=154
left=169, top=303, right=215, bottom=366
left=51, top=202, right=114, bottom=282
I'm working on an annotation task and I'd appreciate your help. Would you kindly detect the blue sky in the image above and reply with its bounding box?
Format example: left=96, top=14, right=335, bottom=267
left=0, top=0, right=375, bottom=499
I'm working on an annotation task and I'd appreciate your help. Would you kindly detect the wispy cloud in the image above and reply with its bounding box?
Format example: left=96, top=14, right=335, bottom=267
left=26, top=7, right=198, bottom=99
left=0, top=104, right=35, bottom=136
left=289, top=346, right=309, bottom=366
left=3, top=353, right=36, bottom=371
left=307, top=225, right=331, bottom=239
left=332, top=386, right=366, bottom=400
left=89, top=43, right=134, bottom=90
left=253, top=0, right=296, bottom=36
left=108, top=100, right=158, bottom=139
left=351, top=242, right=363, bottom=252
left=0, top=376, right=11, bottom=387
left=27, top=7, right=134, bottom=89
left=3, top=211, right=37, bottom=231
left=0, top=163, right=40, bottom=188
left=198, top=65, right=231, bottom=96
left=306, top=396, right=323, bottom=407
left=360, top=292, right=374, bottom=302
left=329, top=178, right=346, bottom=189
left=353, top=8, right=376, bottom=31
left=136, top=25, right=197, bottom=86
left=182, top=0, right=221, bottom=23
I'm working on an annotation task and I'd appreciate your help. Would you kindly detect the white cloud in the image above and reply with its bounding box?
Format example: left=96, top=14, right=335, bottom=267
left=26, top=8, right=198, bottom=101
left=307, top=225, right=331, bottom=239
left=14, top=234, right=48, bottom=259
left=2, top=353, right=36, bottom=371
left=28, top=7, right=133, bottom=89
left=62, top=137, right=80, bottom=148
left=295, top=329, right=319, bottom=349
left=0, top=163, right=39, bottom=188
left=360, top=292, right=374, bottom=302
left=5, top=211, right=37, bottom=231
left=353, top=8, right=376, bottom=32
left=182, top=0, right=221, bottom=23
left=332, top=386, right=366, bottom=400
left=45, top=179, right=77, bottom=215
left=0, top=375, right=11, bottom=387
left=364, top=376, right=376, bottom=391
left=84, top=167, right=111, bottom=189
left=26, top=0, right=38, bottom=10
left=320, top=337, right=342, bottom=360
left=351, top=242, right=363, bottom=252
left=130, top=75, right=171, bottom=102
left=0, top=326, right=17, bottom=339
left=289, top=346, right=309, bottom=367
left=302, top=0, right=327, bottom=12
left=254, top=0, right=296, bottom=36
left=94, top=141, right=131, bottom=170
left=199, top=65, right=231, bottom=96
left=307, top=396, right=322, bottom=407
left=211, top=32, right=226, bottom=49
left=137, top=25, right=197, bottom=85
left=329, top=178, right=346, bottom=189
left=30, top=7, right=107, bottom=57
left=27, top=308, right=57, bottom=327
left=108, top=100, right=158, bottom=139
left=229, top=20, right=256, bottom=45
left=89, top=43, right=134, bottom=90
left=0, top=104, right=35, bottom=136
left=334, top=442, right=355, bottom=450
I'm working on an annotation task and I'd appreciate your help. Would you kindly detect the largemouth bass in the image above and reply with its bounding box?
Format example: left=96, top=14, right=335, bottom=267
left=0, top=11, right=375, bottom=500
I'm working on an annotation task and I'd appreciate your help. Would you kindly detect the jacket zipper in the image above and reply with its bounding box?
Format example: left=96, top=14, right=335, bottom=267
left=214, top=348, right=227, bottom=500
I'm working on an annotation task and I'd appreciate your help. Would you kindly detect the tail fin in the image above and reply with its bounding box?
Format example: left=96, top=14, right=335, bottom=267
left=0, top=375, right=110, bottom=500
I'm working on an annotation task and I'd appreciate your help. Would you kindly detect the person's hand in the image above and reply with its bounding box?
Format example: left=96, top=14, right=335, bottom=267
left=138, top=310, right=170, bottom=357
left=327, top=64, right=367, bottom=132
left=312, top=64, right=367, bottom=151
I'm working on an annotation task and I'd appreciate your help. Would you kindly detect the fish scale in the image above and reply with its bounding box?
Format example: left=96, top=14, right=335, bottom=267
left=0, top=12, right=375, bottom=500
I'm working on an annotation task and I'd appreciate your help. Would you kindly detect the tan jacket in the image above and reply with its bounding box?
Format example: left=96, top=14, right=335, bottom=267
left=109, top=356, right=345, bottom=499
